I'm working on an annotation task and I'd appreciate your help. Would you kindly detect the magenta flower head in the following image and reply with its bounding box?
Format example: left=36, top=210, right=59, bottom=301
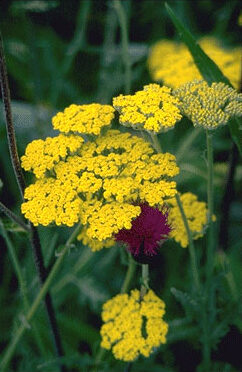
left=115, top=203, right=171, bottom=264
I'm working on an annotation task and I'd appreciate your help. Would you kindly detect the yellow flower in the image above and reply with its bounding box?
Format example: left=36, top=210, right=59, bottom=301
left=21, top=126, right=179, bottom=241
left=173, top=80, right=242, bottom=129
left=148, top=37, right=241, bottom=90
left=168, top=192, right=208, bottom=248
left=52, top=103, right=115, bottom=135
left=100, top=289, right=168, bottom=361
left=113, top=84, right=182, bottom=133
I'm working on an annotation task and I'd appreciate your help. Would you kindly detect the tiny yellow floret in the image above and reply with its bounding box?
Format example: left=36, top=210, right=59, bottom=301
left=100, top=289, right=168, bottom=361
left=113, top=84, right=181, bottom=133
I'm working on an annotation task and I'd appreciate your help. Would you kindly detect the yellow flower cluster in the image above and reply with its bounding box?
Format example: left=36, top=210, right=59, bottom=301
left=168, top=192, right=208, bottom=248
left=21, top=134, right=84, bottom=178
left=100, top=289, right=168, bottom=362
left=21, top=129, right=179, bottom=241
left=52, top=103, right=115, bottom=135
left=173, top=80, right=242, bottom=129
left=148, top=37, right=241, bottom=89
left=113, top=84, right=181, bottom=133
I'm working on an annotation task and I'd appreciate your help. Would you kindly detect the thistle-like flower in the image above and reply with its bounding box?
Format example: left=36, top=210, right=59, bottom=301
left=115, top=203, right=171, bottom=263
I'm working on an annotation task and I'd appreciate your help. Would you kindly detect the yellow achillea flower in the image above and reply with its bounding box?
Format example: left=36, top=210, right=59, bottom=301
left=148, top=37, right=241, bottom=90
left=113, top=84, right=181, bottom=133
left=21, top=126, right=179, bottom=242
left=100, top=289, right=168, bottom=362
left=168, top=192, right=208, bottom=248
left=173, top=80, right=242, bottom=129
left=52, top=103, right=115, bottom=135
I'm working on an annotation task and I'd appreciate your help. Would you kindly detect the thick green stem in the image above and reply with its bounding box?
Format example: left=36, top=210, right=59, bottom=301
left=121, top=253, right=136, bottom=293
left=150, top=133, right=162, bottom=153
left=206, top=130, right=214, bottom=290
left=0, top=224, right=81, bottom=372
left=175, top=194, right=200, bottom=292
left=140, top=264, right=149, bottom=299
left=113, top=0, right=131, bottom=94
left=202, top=130, right=215, bottom=370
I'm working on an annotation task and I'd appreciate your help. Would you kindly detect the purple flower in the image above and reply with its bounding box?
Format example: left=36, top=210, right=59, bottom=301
left=115, top=203, right=171, bottom=263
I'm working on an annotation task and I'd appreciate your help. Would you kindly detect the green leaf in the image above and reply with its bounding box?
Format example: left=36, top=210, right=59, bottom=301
left=170, top=287, right=199, bottom=318
left=165, top=2, right=242, bottom=154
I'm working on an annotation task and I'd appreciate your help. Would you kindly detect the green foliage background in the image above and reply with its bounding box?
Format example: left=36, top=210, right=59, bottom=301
left=0, top=1, right=241, bottom=371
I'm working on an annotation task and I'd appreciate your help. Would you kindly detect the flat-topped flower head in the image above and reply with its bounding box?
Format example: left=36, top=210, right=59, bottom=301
left=148, top=37, right=241, bottom=90
left=168, top=192, right=209, bottom=248
left=113, top=83, right=181, bottom=133
left=100, top=289, right=168, bottom=362
left=173, top=80, right=242, bottom=129
left=115, top=203, right=171, bottom=263
left=21, top=124, right=179, bottom=243
left=52, top=103, right=115, bottom=135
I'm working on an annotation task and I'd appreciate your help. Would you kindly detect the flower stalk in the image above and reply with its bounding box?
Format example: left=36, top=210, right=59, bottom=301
left=140, top=264, right=149, bottom=298
left=121, top=253, right=137, bottom=293
left=0, top=34, right=66, bottom=372
left=0, top=223, right=82, bottom=372
left=202, top=130, right=215, bottom=370
left=206, top=130, right=215, bottom=290
left=149, top=128, right=200, bottom=292
left=175, top=194, right=200, bottom=292
left=0, top=221, right=47, bottom=357
left=113, top=0, right=131, bottom=94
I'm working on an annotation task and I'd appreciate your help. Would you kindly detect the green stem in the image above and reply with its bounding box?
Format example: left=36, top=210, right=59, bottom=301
left=0, top=220, right=47, bottom=357
left=0, top=223, right=81, bottom=372
left=121, top=253, right=136, bottom=293
left=175, top=194, right=200, bottom=292
left=1, top=34, right=66, bottom=370
left=0, top=201, right=30, bottom=232
left=140, top=264, right=149, bottom=299
left=113, top=0, right=131, bottom=94
left=51, top=0, right=90, bottom=107
left=202, top=130, right=215, bottom=370
left=149, top=132, right=200, bottom=292
left=206, top=130, right=214, bottom=290
left=175, top=128, right=202, bottom=162
left=150, top=133, right=162, bottom=153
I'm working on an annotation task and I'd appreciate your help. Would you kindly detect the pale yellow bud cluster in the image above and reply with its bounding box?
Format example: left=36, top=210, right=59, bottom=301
left=173, top=80, right=242, bottom=129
